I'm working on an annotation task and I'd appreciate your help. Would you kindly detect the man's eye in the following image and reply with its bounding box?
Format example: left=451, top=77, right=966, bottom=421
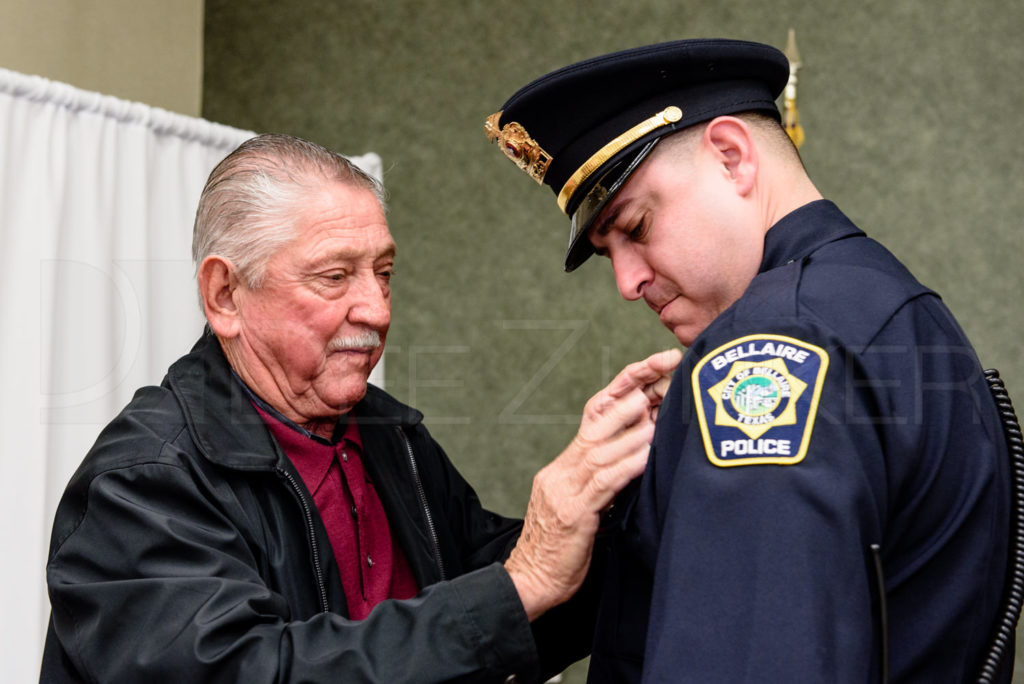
left=628, top=222, right=646, bottom=240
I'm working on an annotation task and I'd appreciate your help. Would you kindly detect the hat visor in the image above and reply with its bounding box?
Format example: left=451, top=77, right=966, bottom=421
left=563, top=138, right=661, bottom=272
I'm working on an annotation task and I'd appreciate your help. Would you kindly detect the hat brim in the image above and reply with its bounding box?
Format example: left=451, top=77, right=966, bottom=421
left=564, top=138, right=661, bottom=272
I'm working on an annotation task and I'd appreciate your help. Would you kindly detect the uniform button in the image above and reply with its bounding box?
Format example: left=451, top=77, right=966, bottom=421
left=342, top=450, right=349, bottom=462
left=350, top=505, right=358, bottom=518
left=367, top=555, right=374, bottom=568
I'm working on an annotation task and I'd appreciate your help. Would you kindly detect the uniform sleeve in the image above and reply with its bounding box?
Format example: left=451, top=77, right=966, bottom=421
left=637, top=293, right=1007, bottom=682
left=638, top=325, right=887, bottom=683
left=46, top=455, right=539, bottom=684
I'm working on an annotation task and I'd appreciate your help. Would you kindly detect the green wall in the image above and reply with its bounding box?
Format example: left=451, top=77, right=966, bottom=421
left=203, top=1, right=1024, bottom=680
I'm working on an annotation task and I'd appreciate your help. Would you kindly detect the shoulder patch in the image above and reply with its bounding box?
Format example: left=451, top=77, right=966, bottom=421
left=691, top=334, right=829, bottom=467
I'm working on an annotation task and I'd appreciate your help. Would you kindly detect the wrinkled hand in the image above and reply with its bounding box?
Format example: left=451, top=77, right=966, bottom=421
left=505, top=348, right=682, bottom=620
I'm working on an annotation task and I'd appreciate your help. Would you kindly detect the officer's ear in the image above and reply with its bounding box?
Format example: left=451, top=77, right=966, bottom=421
left=702, top=116, right=758, bottom=197
left=198, top=255, right=243, bottom=339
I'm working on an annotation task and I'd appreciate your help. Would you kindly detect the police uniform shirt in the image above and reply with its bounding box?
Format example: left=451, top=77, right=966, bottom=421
left=589, top=199, right=1010, bottom=683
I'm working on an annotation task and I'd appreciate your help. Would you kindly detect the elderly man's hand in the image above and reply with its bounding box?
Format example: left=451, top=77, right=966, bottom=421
left=504, top=348, right=682, bottom=620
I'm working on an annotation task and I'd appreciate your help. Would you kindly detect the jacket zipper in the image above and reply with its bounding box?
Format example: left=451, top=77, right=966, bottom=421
left=396, top=426, right=447, bottom=581
left=276, top=466, right=331, bottom=613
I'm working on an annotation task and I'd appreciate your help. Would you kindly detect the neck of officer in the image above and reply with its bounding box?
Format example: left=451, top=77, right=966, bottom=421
left=758, top=154, right=824, bottom=233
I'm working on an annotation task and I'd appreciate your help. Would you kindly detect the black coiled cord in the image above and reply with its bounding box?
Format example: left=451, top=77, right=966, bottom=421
left=977, top=369, right=1024, bottom=683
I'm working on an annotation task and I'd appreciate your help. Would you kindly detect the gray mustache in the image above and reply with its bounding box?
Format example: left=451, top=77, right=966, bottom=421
left=327, top=330, right=381, bottom=351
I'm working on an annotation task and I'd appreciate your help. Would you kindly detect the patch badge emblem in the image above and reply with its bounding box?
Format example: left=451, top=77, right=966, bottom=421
left=692, top=334, right=829, bottom=467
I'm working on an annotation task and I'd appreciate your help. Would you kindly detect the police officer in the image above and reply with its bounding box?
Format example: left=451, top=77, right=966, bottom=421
left=484, top=38, right=1011, bottom=682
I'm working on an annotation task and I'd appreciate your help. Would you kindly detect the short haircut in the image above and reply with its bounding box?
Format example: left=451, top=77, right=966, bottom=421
left=192, top=133, right=387, bottom=291
left=655, top=112, right=803, bottom=168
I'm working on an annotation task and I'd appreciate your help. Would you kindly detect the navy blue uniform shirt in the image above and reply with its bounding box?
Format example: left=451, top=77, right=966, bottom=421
left=589, top=200, right=1010, bottom=683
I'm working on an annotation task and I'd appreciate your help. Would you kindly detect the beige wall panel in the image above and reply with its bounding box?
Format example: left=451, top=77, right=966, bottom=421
left=0, top=0, right=204, bottom=116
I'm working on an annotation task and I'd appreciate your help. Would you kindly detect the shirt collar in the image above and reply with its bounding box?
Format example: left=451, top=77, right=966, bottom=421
left=238, top=374, right=365, bottom=495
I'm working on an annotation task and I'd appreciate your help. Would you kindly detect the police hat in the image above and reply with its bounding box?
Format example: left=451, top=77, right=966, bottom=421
left=484, top=38, right=789, bottom=271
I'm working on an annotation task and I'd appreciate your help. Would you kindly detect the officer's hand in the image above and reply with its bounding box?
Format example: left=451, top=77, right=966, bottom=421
left=505, top=348, right=682, bottom=620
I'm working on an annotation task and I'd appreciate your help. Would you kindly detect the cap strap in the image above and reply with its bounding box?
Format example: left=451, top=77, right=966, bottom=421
left=556, top=106, right=682, bottom=214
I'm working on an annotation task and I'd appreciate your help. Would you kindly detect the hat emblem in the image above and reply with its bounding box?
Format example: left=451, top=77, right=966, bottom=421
left=484, top=111, right=552, bottom=185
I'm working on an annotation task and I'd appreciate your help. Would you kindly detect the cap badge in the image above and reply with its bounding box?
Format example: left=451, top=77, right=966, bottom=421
left=484, top=111, right=552, bottom=185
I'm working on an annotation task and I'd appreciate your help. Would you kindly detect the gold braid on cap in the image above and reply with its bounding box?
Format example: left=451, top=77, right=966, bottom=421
left=484, top=111, right=552, bottom=185
left=557, top=106, right=682, bottom=214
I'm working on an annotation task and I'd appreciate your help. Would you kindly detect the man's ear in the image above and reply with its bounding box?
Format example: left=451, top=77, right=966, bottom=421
left=702, top=116, right=758, bottom=196
left=197, top=255, right=242, bottom=339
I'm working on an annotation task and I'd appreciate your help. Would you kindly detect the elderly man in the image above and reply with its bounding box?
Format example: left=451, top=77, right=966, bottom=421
left=485, top=39, right=1012, bottom=682
left=41, top=133, right=680, bottom=683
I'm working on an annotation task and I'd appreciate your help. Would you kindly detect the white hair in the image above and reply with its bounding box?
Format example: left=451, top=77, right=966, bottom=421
left=191, top=133, right=387, bottom=296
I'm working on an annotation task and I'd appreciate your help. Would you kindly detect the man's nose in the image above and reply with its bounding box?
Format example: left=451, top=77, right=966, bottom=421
left=610, top=249, right=651, bottom=302
left=347, top=274, right=391, bottom=328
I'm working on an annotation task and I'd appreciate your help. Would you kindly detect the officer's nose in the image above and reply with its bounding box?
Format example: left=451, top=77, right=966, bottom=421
left=609, top=247, right=652, bottom=302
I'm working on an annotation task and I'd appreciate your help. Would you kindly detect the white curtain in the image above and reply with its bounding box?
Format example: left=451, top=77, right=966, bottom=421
left=0, top=67, right=382, bottom=682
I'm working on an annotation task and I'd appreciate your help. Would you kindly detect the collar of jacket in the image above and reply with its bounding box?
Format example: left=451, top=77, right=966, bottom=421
left=167, top=330, right=423, bottom=470
left=759, top=199, right=865, bottom=273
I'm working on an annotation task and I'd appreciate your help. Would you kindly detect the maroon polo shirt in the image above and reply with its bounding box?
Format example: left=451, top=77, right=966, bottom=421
left=252, top=403, right=419, bottom=619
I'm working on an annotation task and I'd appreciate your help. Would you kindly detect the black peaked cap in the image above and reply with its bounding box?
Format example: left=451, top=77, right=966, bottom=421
left=485, top=38, right=790, bottom=271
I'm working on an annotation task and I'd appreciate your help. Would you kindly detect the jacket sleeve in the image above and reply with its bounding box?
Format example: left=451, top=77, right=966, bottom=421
left=46, top=453, right=539, bottom=684
left=410, top=425, right=602, bottom=681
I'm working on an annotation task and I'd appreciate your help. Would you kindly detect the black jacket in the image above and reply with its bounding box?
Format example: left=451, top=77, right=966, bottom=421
left=42, top=332, right=586, bottom=683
